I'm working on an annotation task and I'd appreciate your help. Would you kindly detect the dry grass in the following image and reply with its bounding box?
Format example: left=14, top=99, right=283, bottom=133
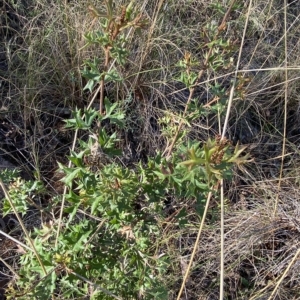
left=1, top=0, right=300, bottom=299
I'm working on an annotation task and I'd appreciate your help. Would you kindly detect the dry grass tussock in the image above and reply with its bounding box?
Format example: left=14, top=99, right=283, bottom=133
left=0, top=0, right=300, bottom=299
left=173, top=182, right=300, bottom=299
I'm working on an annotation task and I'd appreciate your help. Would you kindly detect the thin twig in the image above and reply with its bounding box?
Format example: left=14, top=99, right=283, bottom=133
left=218, top=1, right=253, bottom=297
left=219, top=180, right=225, bottom=299
left=0, top=257, right=20, bottom=279
left=0, top=228, right=33, bottom=252
left=176, top=191, right=213, bottom=300
left=268, top=248, right=300, bottom=300
left=273, top=0, right=288, bottom=217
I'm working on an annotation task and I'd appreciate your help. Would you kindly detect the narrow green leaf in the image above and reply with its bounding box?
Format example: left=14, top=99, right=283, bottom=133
left=62, top=168, right=82, bottom=186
